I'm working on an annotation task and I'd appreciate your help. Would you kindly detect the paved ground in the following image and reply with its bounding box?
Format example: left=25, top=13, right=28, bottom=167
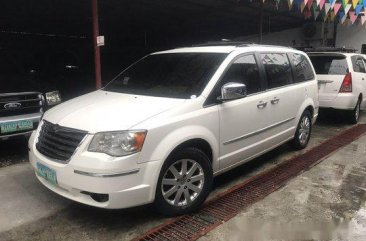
left=0, top=110, right=365, bottom=241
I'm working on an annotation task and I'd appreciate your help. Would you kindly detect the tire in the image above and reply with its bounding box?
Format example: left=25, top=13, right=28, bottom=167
left=154, top=147, right=213, bottom=216
left=348, top=99, right=361, bottom=124
left=291, top=110, right=312, bottom=150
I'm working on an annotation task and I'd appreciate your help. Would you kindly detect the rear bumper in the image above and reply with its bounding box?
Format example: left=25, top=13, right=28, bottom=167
left=319, top=93, right=358, bottom=110
left=0, top=113, right=42, bottom=140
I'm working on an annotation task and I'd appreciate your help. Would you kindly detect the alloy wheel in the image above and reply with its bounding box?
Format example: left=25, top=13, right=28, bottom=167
left=161, top=159, right=205, bottom=207
left=299, top=115, right=311, bottom=145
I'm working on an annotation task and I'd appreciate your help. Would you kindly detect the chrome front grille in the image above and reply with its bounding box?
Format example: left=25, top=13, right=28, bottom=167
left=0, top=92, right=43, bottom=117
left=36, top=120, right=87, bottom=162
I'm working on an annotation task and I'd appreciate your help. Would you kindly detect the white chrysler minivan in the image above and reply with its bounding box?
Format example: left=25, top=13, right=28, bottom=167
left=29, top=43, right=319, bottom=216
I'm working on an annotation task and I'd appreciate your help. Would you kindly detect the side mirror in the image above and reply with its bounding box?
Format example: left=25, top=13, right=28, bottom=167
left=219, top=82, right=247, bottom=102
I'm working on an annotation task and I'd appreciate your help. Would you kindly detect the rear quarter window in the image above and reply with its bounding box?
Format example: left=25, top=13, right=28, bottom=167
left=308, top=55, right=348, bottom=75
left=288, top=53, right=315, bottom=82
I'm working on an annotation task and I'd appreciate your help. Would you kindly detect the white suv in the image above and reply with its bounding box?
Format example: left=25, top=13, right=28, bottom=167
left=308, top=52, right=366, bottom=123
left=29, top=43, right=319, bottom=216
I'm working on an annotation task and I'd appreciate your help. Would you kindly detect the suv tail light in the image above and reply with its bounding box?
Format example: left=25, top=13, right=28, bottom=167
left=339, top=73, right=352, bottom=93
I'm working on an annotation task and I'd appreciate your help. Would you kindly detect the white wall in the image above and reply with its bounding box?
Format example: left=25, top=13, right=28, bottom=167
left=336, top=24, right=366, bottom=52
left=235, top=22, right=366, bottom=53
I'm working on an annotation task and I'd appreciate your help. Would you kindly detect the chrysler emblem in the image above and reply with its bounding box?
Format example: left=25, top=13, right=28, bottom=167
left=4, top=102, right=22, bottom=110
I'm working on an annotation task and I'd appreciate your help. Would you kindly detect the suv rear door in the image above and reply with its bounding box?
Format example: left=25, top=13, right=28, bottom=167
left=308, top=53, right=349, bottom=101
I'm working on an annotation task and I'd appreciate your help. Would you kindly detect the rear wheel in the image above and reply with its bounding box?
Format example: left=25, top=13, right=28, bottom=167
left=348, top=99, right=361, bottom=124
left=291, top=110, right=312, bottom=150
left=154, top=147, right=213, bottom=216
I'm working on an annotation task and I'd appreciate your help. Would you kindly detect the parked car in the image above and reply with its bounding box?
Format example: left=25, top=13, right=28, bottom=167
left=29, top=43, right=319, bottom=216
left=307, top=50, right=366, bottom=123
left=0, top=91, right=61, bottom=141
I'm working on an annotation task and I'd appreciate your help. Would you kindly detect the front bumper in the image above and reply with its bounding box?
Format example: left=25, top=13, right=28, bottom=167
left=28, top=132, right=161, bottom=209
left=0, top=113, right=42, bottom=140
left=319, top=93, right=358, bottom=110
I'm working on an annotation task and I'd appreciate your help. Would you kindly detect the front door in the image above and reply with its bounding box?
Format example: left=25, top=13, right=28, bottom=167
left=217, top=54, right=269, bottom=170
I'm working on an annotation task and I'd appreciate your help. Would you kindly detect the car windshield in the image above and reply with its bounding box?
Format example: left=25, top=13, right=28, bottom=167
left=104, top=52, right=228, bottom=98
left=308, top=55, right=348, bottom=75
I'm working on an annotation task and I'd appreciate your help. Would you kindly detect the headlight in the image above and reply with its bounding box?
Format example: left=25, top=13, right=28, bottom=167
left=88, top=131, right=147, bottom=157
left=45, top=91, right=61, bottom=106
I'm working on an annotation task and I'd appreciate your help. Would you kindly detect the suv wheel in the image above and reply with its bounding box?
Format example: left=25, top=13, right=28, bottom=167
left=291, top=110, right=312, bottom=150
left=349, top=99, right=361, bottom=124
left=154, top=147, right=213, bottom=216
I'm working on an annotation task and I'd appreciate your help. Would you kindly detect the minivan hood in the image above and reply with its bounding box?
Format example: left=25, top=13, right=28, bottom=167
left=44, top=90, right=186, bottom=133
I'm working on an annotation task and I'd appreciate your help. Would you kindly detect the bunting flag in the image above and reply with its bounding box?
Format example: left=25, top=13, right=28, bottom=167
left=314, top=10, right=320, bottom=19
left=349, top=11, right=357, bottom=24
left=352, top=0, right=358, bottom=8
left=316, top=0, right=321, bottom=5
left=355, top=4, right=362, bottom=15
left=342, top=0, right=349, bottom=8
left=330, top=11, right=336, bottom=21
left=329, top=0, right=335, bottom=4
left=361, top=15, right=366, bottom=25
left=319, top=0, right=326, bottom=10
left=334, top=3, right=342, bottom=15
left=301, top=2, right=306, bottom=12
left=324, top=3, right=331, bottom=14
left=288, top=0, right=294, bottom=9
left=307, top=0, right=313, bottom=9
left=341, top=14, right=348, bottom=24
left=344, top=4, right=352, bottom=15
left=304, top=0, right=309, bottom=5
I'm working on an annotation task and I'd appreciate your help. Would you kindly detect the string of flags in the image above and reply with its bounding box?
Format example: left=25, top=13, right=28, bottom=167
left=265, top=0, right=366, bottom=25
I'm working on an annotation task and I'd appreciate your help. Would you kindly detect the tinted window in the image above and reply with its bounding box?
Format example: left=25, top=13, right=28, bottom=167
left=289, top=53, right=315, bottom=82
left=351, top=56, right=366, bottom=73
left=219, top=54, right=261, bottom=95
left=308, top=55, right=348, bottom=75
left=261, top=53, right=292, bottom=89
left=104, top=53, right=227, bottom=99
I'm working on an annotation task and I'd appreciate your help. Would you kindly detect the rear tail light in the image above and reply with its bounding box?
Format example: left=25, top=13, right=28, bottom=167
left=339, top=73, right=352, bottom=93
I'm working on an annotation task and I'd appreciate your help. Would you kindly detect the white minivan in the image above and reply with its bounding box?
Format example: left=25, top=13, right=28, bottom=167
left=29, top=43, right=319, bottom=216
left=308, top=52, right=366, bottom=123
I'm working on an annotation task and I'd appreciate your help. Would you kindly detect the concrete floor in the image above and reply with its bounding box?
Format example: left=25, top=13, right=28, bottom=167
left=0, top=110, right=365, bottom=241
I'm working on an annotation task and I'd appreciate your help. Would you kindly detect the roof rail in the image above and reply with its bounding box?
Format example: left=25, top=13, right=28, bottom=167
left=192, top=40, right=251, bottom=47
left=192, top=41, right=294, bottom=49
left=304, top=47, right=358, bottom=53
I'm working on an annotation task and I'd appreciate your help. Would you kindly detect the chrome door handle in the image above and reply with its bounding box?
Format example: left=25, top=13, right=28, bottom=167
left=257, top=101, right=267, bottom=109
left=271, top=98, right=280, bottom=104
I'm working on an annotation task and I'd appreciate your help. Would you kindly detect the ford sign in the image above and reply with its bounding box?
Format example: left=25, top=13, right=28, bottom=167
left=4, top=102, right=22, bottom=110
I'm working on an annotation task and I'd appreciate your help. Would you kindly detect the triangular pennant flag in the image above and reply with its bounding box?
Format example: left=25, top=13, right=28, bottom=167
left=359, top=0, right=363, bottom=5
left=301, top=2, right=306, bottom=12
left=341, top=14, right=348, bottom=24
left=288, top=0, right=294, bottom=9
left=314, top=10, right=320, bottom=20
left=307, top=0, right=313, bottom=9
left=330, top=11, right=336, bottom=21
left=316, top=0, right=321, bottom=5
left=342, top=0, right=349, bottom=8
left=344, top=4, right=352, bottom=15
left=361, top=15, right=366, bottom=25
left=329, top=0, right=335, bottom=4
left=349, top=11, right=357, bottom=24
left=355, top=4, right=362, bottom=15
left=324, top=3, right=331, bottom=14
left=334, top=3, right=342, bottom=15
left=319, top=0, right=326, bottom=10
left=339, top=10, right=345, bottom=20
left=352, top=0, right=358, bottom=8
left=304, top=0, right=309, bottom=6
left=364, top=0, right=366, bottom=7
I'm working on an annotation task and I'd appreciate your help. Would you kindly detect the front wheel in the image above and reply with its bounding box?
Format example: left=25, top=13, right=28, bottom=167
left=154, top=148, right=213, bottom=216
left=291, top=110, right=312, bottom=150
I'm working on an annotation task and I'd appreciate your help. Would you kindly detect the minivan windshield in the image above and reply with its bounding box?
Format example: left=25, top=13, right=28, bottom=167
left=308, top=55, right=349, bottom=75
left=104, top=53, right=228, bottom=98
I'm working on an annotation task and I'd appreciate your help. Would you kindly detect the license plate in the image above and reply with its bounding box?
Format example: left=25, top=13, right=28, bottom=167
left=36, top=162, right=58, bottom=185
left=0, top=120, right=33, bottom=134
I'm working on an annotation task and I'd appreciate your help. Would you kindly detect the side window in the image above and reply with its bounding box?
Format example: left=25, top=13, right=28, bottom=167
left=289, top=53, right=315, bottom=82
left=351, top=56, right=366, bottom=73
left=260, top=53, right=292, bottom=89
left=220, top=54, right=261, bottom=95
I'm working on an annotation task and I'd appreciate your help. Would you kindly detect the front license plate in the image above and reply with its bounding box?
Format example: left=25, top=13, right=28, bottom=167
left=0, top=120, right=33, bottom=134
left=36, top=162, right=58, bottom=185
